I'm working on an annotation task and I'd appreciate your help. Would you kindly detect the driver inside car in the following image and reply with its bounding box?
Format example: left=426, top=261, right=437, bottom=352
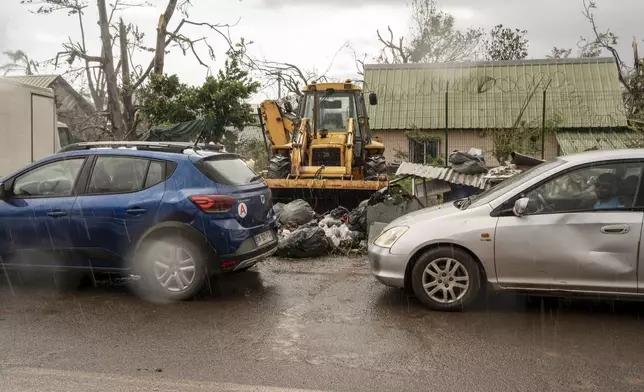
left=593, top=173, right=622, bottom=209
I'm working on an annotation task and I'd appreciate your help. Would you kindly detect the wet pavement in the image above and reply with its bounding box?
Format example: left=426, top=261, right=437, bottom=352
left=1, top=255, right=644, bottom=391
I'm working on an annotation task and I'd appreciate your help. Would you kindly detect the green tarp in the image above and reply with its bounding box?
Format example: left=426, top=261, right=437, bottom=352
left=138, top=118, right=214, bottom=142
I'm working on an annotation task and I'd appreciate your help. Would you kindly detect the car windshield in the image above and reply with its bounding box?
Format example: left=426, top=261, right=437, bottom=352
left=465, top=158, right=566, bottom=209
left=302, top=92, right=359, bottom=132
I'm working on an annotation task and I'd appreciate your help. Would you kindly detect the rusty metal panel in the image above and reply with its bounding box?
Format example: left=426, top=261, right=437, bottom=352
left=364, top=58, right=627, bottom=130
left=395, top=162, right=490, bottom=189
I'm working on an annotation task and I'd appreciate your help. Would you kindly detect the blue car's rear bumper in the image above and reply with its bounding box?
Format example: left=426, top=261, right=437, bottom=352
left=193, top=215, right=278, bottom=272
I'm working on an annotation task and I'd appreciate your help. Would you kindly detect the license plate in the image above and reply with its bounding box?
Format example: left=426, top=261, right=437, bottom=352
left=254, top=231, right=274, bottom=247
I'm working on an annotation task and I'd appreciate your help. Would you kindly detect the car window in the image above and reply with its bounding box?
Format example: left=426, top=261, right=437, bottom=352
left=88, top=156, right=149, bottom=194
left=144, top=160, right=165, bottom=188
left=197, top=157, right=261, bottom=186
left=13, top=158, right=85, bottom=197
left=524, top=162, right=643, bottom=214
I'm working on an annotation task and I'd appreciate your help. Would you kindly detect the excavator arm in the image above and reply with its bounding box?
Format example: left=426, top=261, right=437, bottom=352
left=259, top=100, right=298, bottom=150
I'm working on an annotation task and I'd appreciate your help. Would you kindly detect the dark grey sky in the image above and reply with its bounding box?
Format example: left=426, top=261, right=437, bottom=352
left=0, top=0, right=641, bottom=100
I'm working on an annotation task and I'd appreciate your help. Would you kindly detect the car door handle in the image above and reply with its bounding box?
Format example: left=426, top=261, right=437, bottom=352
left=47, top=211, right=67, bottom=218
left=126, top=207, right=148, bottom=215
left=601, top=224, right=630, bottom=234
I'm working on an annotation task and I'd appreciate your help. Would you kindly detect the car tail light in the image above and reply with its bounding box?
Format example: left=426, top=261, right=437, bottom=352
left=221, top=260, right=238, bottom=269
left=189, top=195, right=235, bottom=213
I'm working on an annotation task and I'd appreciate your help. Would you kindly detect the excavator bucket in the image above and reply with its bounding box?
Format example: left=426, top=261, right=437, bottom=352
left=267, top=178, right=389, bottom=212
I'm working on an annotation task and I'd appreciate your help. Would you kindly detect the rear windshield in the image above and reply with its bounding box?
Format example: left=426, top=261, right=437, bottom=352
left=197, top=156, right=261, bottom=185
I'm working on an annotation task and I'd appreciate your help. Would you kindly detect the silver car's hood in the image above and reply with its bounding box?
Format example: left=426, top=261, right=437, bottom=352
left=388, top=202, right=461, bottom=227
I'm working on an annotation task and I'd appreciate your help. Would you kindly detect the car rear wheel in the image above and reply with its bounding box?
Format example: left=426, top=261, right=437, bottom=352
left=411, top=247, right=481, bottom=311
left=136, top=235, right=207, bottom=302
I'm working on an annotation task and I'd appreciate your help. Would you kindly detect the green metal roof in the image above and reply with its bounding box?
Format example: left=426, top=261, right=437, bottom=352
left=556, top=130, right=643, bottom=155
left=364, top=58, right=628, bottom=130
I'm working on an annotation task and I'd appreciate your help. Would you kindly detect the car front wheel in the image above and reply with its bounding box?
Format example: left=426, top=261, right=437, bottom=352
left=411, top=246, right=481, bottom=311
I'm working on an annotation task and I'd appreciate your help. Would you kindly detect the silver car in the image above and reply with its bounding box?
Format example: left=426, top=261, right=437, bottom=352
left=369, top=149, right=644, bottom=311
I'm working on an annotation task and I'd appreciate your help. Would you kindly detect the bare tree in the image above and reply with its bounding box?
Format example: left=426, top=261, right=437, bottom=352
left=376, top=0, right=484, bottom=64
left=581, top=0, right=643, bottom=130
left=23, top=0, right=239, bottom=140
left=347, top=43, right=368, bottom=79
left=233, top=40, right=349, bottom=98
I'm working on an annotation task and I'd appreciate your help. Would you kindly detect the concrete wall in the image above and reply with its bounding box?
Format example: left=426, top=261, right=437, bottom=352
left=373, top=129, right=560, bottom=167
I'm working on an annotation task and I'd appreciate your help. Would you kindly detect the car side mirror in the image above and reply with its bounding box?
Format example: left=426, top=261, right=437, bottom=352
left=284, top=101, right=294, bottom=113
left=368, top=92, right=378, bottom=106
left=0, top=182, right=6, bottom=199
left=513, top=197, right=530, bottom=217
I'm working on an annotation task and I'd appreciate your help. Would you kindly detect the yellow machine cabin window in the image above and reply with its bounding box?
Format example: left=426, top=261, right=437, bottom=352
left=303, top=92, right=360, bottom=134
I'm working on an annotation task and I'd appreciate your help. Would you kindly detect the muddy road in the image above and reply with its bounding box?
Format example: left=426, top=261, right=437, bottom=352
left=1, top=256, right=644, bottom=391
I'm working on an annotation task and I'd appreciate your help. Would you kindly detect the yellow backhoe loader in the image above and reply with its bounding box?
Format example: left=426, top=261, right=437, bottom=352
left=258, top=80, right=387, bottom=211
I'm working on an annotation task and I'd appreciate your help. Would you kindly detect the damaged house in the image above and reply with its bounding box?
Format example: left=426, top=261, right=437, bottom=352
left=364, top=57, right=633, bottom=167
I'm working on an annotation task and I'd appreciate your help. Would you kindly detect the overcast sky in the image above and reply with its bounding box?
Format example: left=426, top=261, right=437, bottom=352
left=0, top=0, right=642, bottom=102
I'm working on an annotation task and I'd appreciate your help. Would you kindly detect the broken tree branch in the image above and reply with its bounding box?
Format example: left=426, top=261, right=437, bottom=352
left=153, top=0, right=178, bottom=74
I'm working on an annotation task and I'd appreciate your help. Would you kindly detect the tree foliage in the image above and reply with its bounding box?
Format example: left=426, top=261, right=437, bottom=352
left=1, top=50, right=39, bottom=75
left=578, top=40, right=602, bottom=58
left=546, top=47, right=572, bottom=59
left=376, top=0, right=484, bottom=64
left=139, top=55, right=260, bottom=143
left=485, top=24, right=529, bottom=61
left=138, top=74, right=197, bottom=125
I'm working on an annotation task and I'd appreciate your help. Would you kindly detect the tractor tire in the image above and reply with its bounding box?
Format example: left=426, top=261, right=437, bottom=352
left=267, top=155, right=291, bottom=179
left=365, top=153, right=386, bottom=180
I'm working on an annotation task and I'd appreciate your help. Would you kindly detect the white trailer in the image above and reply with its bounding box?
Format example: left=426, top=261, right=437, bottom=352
left=0, top=77, right=60, bottom=178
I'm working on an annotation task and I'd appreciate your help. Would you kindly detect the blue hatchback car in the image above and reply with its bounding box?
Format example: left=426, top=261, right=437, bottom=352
left=0, top=142, right=277, bottom=301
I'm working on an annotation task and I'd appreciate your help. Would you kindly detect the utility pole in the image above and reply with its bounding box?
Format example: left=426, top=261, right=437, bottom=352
left=277, top=72, right=282, bottom=99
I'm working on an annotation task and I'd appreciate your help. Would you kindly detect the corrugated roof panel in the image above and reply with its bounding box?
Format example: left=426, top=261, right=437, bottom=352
left=395, top=162, right=491, bottom=189
left=364, top=58, right=627, bottom=130
left=556, top=131, right=643, bottom=155
left=5, top=75, right=59, bottom=89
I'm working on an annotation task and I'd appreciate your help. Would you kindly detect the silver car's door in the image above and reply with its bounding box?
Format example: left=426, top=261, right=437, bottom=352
left=639, top=227, right=644, bottom=294
left=494, top=160, right=644, bottom=294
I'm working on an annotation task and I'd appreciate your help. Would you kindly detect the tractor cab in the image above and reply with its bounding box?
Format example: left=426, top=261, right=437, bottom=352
left=298, top=80, right=377, bottom=167
left=260, top=78, right=386, bottom=211
left=299, top=80, right=375, bottom=137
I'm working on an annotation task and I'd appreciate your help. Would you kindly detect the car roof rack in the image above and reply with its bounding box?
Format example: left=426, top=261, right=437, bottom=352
left=58, top=141, right=225, bottom=154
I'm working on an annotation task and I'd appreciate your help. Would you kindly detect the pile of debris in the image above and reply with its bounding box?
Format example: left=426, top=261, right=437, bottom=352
left=273, top=199, right=371, bottom=259
left=272, top=183, right=422, bottom=259
left=448, top=148, right=488, bottom=174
